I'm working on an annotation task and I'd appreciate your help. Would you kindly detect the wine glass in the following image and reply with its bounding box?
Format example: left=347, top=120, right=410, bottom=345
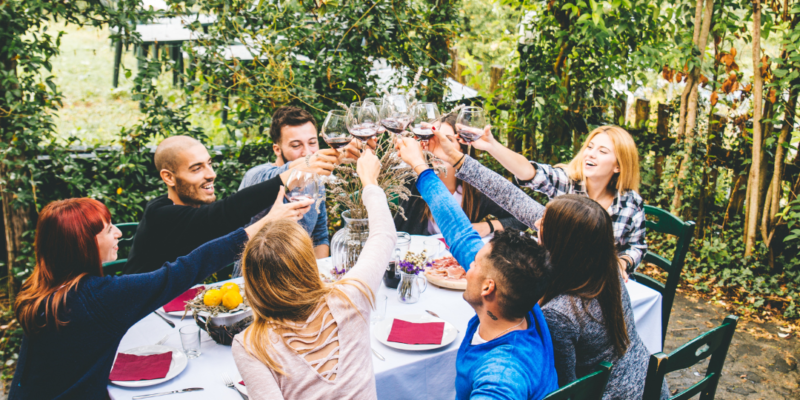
left=380, top=93, right=415, bottom=135
left=455, top=106, right=486, bottom=155
left=364, top=97, right=385, bottom=134
left=347, top=102, right=380, bottom=151
left=321, top=110, right=351, bottom=155
left=411, top=102, right=440, bottom=149
left=284, top=168, right=320, bottom=205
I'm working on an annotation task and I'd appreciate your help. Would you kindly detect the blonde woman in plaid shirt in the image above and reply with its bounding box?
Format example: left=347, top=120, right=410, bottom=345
left=430, top=124, right=646, bottom=281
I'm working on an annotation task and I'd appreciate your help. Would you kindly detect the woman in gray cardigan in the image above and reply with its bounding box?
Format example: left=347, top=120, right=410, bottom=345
left=426, top=127, right=655, bottom=399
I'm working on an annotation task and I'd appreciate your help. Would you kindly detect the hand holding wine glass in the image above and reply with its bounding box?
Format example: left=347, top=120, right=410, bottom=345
left=395, top=137, right=427, bottom=173
left=348, top=102, right=381, bottom=151
left=411, top=102, right=440, bottom=149
left=356, top=149, right=381, bottom=187
left=455, top=106, right=486, bottom=155
left=429, top=126, right=465, bottom=166
left=321, top=110, right=352, bottom=154
left=284, top=168, right=321, bottom=205
left=380, top=93, right=414, bottom=135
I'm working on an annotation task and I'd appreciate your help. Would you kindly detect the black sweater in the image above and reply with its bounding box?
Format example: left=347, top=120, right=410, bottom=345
left=393, top=182, right=526, bottom=235
left=123, top=175, right=283, bottom=274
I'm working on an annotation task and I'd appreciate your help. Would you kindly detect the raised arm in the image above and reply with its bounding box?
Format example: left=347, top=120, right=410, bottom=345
left=395, top=137, right=483, bottom=269
left=456, top=156, right=545, bottom=229
left=342, top=152, right=397, bottom=293
left=454, top=125, right=537, bottom=181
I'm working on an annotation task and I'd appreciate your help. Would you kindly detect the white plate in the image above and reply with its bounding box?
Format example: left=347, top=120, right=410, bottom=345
left=110, top=345, right=188, bottom=388
left=374, top=314, right=458, bottom=351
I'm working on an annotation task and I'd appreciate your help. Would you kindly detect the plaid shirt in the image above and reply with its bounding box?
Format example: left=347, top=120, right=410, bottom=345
left=521, top=162, right=647, bottom=273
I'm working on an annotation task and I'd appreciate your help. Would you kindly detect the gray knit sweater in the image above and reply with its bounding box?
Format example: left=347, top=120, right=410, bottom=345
left=542, top=283, right=649, bottom=400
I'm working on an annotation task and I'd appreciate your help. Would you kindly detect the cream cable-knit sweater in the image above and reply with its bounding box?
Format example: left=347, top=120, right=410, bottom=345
left=232, top=185, right=397, bottom=400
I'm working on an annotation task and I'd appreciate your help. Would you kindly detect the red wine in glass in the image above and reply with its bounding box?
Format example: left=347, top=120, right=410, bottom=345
left=458, top=129, right=483, bottom=143
left=351, top=123, right=379, bottom=141
left=412, top=126, right=434, bottom=141
left=325, top=137, right=351, bottom=150
left=381, top=116, right=412, bottom=134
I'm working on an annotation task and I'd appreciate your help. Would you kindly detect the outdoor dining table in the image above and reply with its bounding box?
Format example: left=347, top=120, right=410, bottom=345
left=108, top=235, right=662, bottom=400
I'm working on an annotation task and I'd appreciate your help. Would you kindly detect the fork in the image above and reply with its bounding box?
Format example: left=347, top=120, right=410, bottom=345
left=426, top=310, right=460, bottom=333
left=223, top=373, right=248, bottom=400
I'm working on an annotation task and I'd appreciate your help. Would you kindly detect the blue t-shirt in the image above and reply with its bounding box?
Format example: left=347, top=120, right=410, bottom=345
left=456, top=305, right=559, bottom=400
left=415, top=169, right=559, bottom=399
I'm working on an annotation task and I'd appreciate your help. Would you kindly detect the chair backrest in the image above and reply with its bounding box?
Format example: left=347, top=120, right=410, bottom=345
left=633, top=205, right=695, bottom=346
left=542, top=362, right=613, bottom=400
left=102, top=222, right=139, bottom=276
left=642, top=315, right=738, bottom=400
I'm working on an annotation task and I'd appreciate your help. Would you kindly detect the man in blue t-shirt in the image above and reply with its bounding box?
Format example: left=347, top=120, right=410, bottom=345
left=397, top=137, right=559, bottom=400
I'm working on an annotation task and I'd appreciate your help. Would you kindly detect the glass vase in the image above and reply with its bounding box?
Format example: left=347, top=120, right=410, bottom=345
left=330, top=210, right=370, bottom=278
left=397, top=271, right=427, bottom=304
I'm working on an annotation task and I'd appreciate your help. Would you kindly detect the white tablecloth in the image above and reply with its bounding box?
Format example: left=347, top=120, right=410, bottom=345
left=109, top=235, right=661, bottom=400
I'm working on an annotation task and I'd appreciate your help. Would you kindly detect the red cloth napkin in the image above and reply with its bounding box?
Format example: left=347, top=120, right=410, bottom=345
left=162, top=286, right=204, bottom=313
left=109, top=352, right=172, bottom=381
left=438, top=238, right=450, bottom=250
left=387, top=319, right=445, bottom=345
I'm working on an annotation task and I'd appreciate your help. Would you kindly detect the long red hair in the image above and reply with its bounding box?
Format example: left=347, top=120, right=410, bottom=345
left=15, top=198, right=111, bottom=335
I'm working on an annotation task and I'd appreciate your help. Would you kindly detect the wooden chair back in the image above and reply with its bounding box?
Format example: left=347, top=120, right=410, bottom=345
left=102, top=222, right=139, bottom=276
left=542, top=361, right=613, bottom=400
left=633, top=205, right=695, bottom=345
left=642, top=315, right=738, bottom=400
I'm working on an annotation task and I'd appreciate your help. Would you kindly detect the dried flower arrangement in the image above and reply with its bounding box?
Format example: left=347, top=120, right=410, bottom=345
left=397, top=250, right=432, bottom=302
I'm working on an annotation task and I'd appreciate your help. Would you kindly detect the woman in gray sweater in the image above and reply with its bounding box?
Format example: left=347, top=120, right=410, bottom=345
left=426, top=127, right=651, bottom=399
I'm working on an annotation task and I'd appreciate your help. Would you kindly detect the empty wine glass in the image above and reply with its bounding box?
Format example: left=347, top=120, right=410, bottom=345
left=364, top=97, right=385, bottom=134
left=411, top=102, right=440, bottom=148
left=380, top=93, right=414, bottom=135
left=284, top=168, right=320, bottom=205
left=347, top=102, right=380, bottom=151
left=455, top=106, right=486, bottom=155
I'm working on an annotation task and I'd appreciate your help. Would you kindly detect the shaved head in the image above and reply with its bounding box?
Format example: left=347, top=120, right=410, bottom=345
left=154, top=136, right=203, bottom=172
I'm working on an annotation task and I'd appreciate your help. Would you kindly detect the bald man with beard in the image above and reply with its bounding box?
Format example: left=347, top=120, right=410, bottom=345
left=122, top=136, right=335, bottom=275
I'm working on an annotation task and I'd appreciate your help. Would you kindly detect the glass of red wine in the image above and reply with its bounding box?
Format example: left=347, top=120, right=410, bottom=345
left=411, top=102, right=440, bottom=149
left=321, top=110, right=351, bottom=155
left=284, top=168, right=320, bottom=206
left=347, top=102, right=380, bottom=151
left=364, top=97, right=385, bottom=134
left=379, top=93, right=414, bottom=136
left=456, top=106, right=486, bottom=156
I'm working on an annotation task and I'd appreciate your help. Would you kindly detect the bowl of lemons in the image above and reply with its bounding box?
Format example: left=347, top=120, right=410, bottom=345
left=187, top=282, right=253, bottom=345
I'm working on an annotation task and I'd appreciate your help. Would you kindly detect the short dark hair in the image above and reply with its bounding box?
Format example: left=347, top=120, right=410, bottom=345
left=269, top=106, right=318, bottom=144
left=485, top=229, right=552, bottom=319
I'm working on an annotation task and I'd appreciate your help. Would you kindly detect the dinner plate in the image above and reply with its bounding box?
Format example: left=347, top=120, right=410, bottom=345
left=374, top=314, right=458, bottom=351
left=110, top=345, right=188, bottom=388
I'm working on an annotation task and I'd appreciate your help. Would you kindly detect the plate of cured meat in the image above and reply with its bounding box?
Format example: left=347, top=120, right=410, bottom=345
left=424, top=256, right=467, bottom=290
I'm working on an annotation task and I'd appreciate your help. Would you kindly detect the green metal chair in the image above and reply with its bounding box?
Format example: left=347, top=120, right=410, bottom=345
left=633, top=205, right=695, bottom=347
left=102, top=222, right=139, bottom=276
left=542, top=362, right=613, bottom=400
left=642, top=315, right=738, bottom=400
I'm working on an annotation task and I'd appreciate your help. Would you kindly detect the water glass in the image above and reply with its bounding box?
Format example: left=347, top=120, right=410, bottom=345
left=179, top=325, right=202, bottom=359
left=371, top=294, right=388, bottom=324
left=423, top=238, right=444, bottom=263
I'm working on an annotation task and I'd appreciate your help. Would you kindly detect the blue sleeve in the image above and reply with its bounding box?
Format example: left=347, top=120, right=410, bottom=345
left=470, top=353, right=531, bottom=400
left=239, top=163, right=290, bottom=190
left=312, top=199, right=330, bottom=247
left=415, top=169, right=483, bottom=270
left=101, top=229, right=249, bottom=330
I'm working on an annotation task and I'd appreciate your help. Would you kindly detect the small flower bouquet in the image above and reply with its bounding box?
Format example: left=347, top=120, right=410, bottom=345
left=397, top=251, right=432, bottom=302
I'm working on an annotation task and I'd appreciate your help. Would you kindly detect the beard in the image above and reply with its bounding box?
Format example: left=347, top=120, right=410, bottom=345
left=462, top=285, right=482, bottom=308
left=175, top=176, right=215, bottom=206
left=280, top=151, right=290, bottom=165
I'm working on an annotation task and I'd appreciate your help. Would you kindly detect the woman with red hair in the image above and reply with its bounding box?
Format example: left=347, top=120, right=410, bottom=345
left=9, top=189, right=312, bottom=399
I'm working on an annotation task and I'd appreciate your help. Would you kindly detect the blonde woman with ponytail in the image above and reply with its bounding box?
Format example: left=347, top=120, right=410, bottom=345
left=435, top=124, right=646, bottom=280
left=232, top=150, right=397, bottom=400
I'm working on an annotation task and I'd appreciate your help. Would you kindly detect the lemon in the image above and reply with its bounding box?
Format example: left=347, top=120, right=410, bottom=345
left=219, top=282, right=240, bottom=299
left=203, top=289, right=223, bottom=307
left=222, top=290, right=244, bottom=310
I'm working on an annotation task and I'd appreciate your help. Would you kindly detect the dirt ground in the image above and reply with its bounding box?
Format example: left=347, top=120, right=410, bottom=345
left=663, top=294, right=800, bottom=399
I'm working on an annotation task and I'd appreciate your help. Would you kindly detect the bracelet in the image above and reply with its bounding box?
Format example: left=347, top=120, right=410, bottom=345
left=487, top=220, right=495, bottom=234
left=621, top=257, right=632, bottom=272
left=453, top=153, right=466, bottom=170
left=305, top=154, right=312, bottom=168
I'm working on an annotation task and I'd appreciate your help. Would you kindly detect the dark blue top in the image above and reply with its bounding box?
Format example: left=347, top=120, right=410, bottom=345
left=9, top=228, right=249, bottom=400
left=416, top=169, right=559, bottom=399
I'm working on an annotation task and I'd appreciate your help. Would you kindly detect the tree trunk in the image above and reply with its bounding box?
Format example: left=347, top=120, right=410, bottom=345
left=697, top=113, right=726, bottom=235
left=744, top=0, right=764, bottom=256
left=671, top=0, right=715, bottom=215
left=0, top=163, right=30, bottom=307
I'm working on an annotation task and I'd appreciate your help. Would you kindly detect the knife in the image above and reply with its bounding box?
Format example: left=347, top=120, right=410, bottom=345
left=132, top=387, right=203, bottom=399
left=153, top=311, right=175, bottom=328
left=371, top=347, right=385, bottom=361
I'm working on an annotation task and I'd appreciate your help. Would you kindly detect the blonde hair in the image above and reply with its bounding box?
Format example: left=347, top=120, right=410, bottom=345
left=559, top=126, right=640, bottom=193
left=240, top=220, right=372, bottom=375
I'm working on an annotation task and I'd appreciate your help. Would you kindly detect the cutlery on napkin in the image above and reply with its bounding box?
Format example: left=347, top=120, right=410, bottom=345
left=131, top=387, right=204, bottom=399
left=387, top=319, right=445, bottom=345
